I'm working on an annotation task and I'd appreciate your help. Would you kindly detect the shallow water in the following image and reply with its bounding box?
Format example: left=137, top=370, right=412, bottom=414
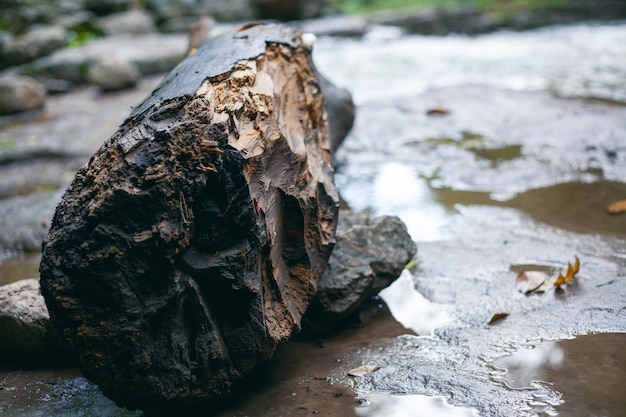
left=492, top=333, right=626, bottom=417
left=1, top=21, right=626, bottom=417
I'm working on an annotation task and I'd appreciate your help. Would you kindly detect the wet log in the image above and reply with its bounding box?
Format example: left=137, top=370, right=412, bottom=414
left=39, top=23, right=339, bottom=416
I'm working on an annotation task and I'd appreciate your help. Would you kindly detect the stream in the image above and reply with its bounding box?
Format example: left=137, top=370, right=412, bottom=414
left=1, top=20, right=626, bottom=417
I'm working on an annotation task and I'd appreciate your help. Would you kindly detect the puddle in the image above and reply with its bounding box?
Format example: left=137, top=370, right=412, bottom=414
left=355, top=393, right=479, bottom=417
left=0, top=252, right=41, bottom=286
left=337, top=162, right=451, bottom=241
left=492, top=333, right=626, bottom=417
left=379, top=270, right=449, bottom=336
left=506, top=181, right=626, bottom=239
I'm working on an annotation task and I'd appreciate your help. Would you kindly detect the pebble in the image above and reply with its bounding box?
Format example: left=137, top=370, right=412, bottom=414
left=0, top=76, right=47, bottom=115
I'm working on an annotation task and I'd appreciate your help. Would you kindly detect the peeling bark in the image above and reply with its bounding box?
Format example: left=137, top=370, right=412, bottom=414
left=39, top=23, right=338, bottom=415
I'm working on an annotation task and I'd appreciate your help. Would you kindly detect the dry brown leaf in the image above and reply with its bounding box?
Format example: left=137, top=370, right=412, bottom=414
left=488, top=313, right=509, bottom=325
left=516, top=271, right=548, bottom=294
left=426, top=106, right=450, bottom=116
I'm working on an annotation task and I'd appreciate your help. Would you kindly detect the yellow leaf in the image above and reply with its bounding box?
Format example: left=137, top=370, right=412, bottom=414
left=573, top=256, right=580, bottom=274
left=554, top=256, right=580, bottom=287
left=554, top=272, right=566, bottom=287
left=564, top=262, right=575, bottom=282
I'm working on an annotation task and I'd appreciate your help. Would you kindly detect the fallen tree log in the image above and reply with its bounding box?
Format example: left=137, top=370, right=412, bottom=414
left=39, top=23, right=339, bottom=415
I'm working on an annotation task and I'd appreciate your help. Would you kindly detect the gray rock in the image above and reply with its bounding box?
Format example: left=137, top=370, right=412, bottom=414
left=1, top=25, right=68, bottom=67
left=0, top=191, right=60, bottom=253
left=146, top=0, right=254, bottom=23
left=295, top=15, right=369, bottom=37
left=97, top=9, right=158, bottom=36
left=87, top=57, right=141, bottom=90
left=27, top=33, right=187, bottom=84
left=252, top=0, right=325, bottom=20
left=0, top=76, right=47, bottom=115
left=317, top=70, right=354, bottom=152
left=307, top=211, right=417, bottom=322
left=84, top=0, right=132, bottom=15
left=373, top=7, right=499, bottom=35
left=0, top=278, right=64, bottom=358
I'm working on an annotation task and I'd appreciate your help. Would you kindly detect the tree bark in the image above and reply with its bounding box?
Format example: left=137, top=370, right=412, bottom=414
left=39, top=23, right=338, bottom=415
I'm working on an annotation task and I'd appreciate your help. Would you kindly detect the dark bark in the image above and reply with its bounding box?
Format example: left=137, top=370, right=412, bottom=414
left=39, top=23, right=338, bottom=416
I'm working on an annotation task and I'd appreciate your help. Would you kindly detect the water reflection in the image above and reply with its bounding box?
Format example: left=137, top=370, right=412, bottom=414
left=379, top=270, right=449, bottom=336
left=355, top=393, right=479, bottom=417
left=493, top=333, right=626, bottom=416
left=0, top=252, right=40, bottom=286
left=494, top=341, right=565, bottom=390
left=340, top=162, right=451, bottom=241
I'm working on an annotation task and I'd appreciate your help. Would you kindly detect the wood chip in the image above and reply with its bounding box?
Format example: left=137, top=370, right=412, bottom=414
left=347, top=365, right=380, bottom=377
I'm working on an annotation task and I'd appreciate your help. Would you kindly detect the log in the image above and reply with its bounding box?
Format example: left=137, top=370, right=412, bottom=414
left=39, top=23, right=339, bottom=415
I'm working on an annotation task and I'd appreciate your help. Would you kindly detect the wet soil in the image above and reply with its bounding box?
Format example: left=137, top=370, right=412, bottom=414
left=1, top=21, right=626, bottom=417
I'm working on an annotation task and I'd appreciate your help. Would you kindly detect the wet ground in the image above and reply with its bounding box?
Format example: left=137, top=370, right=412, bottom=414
left=1, top=21, right=626, bottom=417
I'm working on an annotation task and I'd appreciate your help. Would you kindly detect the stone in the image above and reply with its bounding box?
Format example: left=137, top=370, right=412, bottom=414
left=97, top=9, right=158, bottom=36
left=27, top=33, right=187, bottom=84
left=84, top=0, right=132, bottom=16
left=1, top=25, right=68, bottom=67
left=145, top=0, right=254, bottom=23
left=306, top=211, right=417, bottom=323
left=0, top=279, right=64, bottom=360
left=252, top=0, right=325, bottom=20
left=0, top=76, right=47, bottom=115
left=316, top=70, right=355, bottom=152
left=295, top=15, right=370, bottom=38
left=87, top=57, right=141, bottom=90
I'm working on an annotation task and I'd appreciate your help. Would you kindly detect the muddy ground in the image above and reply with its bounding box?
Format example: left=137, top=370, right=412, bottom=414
left=1, top=21, right=626, bottom=417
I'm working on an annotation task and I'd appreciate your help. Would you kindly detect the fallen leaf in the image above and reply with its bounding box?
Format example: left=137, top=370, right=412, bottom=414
left=488, top=313, right=509, bottom=325
left=426, top=106, right=449, bottom=116
left=347, top=365, right=380, bottom=377
left=516, top=271, right=548, bottom=294
left=554, top=255, right=580, bottom=287
left=607, top=199, right=626, bottom=214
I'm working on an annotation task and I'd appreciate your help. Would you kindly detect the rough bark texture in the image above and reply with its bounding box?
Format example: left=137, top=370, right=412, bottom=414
left=39, top=23, right=338, bottom=415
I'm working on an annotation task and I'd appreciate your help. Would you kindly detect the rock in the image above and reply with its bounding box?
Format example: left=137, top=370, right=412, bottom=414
left=27, top=33, right=187, bottom=84
left=0, top=76, right=47, bottom=115
left=306, top=211, right=417, bottom=324
left=316, top=70, right=354, bottom=152
left=84, top=0, right=132, bottom=16
left=1, top=25, right=68, bottom=67
left=295, top=15, right=370, bottom=37
left=373, top=7, right=499, bottom=35
left=0, top=279, right=65, bottom=361
left=53, top=10, right=100, bottom=33
left=97, top=9, right=158, bottom=36
left=0, top=0, right=84, bottom=36
left=87, top=57, right=141, bottom=90
left=145, top=0, right=254, bottom=23
left=252, top=0, right=325, bottom=20
left=0, top=191, right=60, bottom=253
